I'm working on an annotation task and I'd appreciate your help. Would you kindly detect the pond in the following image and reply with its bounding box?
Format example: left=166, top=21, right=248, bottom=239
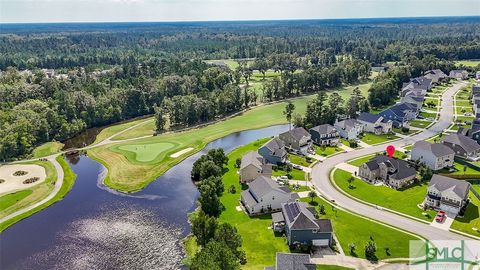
left=0, top=124, right=289, bottom=269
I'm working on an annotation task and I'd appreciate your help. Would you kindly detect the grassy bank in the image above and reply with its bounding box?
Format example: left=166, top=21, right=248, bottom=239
left=32, top=141, right=64, bottom=158
left=0, top=155, right=76, bottom=232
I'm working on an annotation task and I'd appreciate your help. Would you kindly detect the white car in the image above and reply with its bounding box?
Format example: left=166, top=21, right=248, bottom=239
left=292, top=164, right=302, bottom=170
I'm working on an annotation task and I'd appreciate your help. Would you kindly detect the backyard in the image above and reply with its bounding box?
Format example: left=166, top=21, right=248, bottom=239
left=451, top=191, right=480, bottom=237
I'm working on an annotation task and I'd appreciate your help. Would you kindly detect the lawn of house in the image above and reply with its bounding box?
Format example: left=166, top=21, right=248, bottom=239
left=348, top=152, right=406, bottom=167
left=455, top=115, right=474, bottom=123
left=409, top=120, right=431, bottom=129
left=455, top=106, right=473, bottom=115
left=214, top=138, right=420, bottom=269
left=314, top=145, right=343, bottom=156
left=437, top=162, right=480, bottom=176
left=393, top=127, right=416, bottom=135
left=419, top=111, right=437, bottom=119
left=360, top=133, right=399, bottom=145
left=316, top=265, right=354, bottom=270
left=288, top=154, right=312, bottom=167
left=333, top=169, right=436, bottom=221
left=455, top=100, right=472, bottom=107
left=272, top=166, right=306, bottom=180
left=451, top=191, right=480, bottom=237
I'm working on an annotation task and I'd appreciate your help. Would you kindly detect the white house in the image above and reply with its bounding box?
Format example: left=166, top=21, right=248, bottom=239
left=334, top=118, right=364, bottom=140
left=356, top=112, right=392, bottom=135
left=424, top=175, right=471, bottom=216
left=411, top=141, right=455, bottom=170
left=240, top=176, right=299, bottom=215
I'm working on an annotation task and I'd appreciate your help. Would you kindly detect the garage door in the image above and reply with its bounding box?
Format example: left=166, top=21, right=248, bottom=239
left=312, top=239, right=329, bottom=246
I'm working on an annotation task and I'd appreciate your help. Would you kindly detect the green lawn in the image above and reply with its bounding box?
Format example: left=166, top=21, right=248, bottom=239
left=348, top=154, right=376, bottom=167
left=333, top=169, right=436, bottom=221
left=360, top=133, right=399, bottom=145
left=451, top=192, right=480, bottom=237
left=0, top=190, right=33, bottom=212
left=455, top=60, right=480, bottom=67
left=93, top=117, right=154, bottom=144
left=316, top=265, right=354, bottom=270
left=455, top=115, right=474, bottom=123
left=314, top=145, right=342, bottom=156
left=0, top=155, right=76, bottom=232
left=455, top=100, right=472, bottom=107
left=272, top=167, right=306, bottom=181
left=288, top=154, right=312, bottom=167
left=419, top=111, right=437, bottom=119
left=32, top=142, right=64, bottom=158
left=215, top=139, right=419, bottom=268
left=393, top=127, right=415, bottom=135
left=115, top=142, right=176, bottom=163
left=437, top=162, right=480, bottom=175
left=455, top=106, right=473, bottom=115
left=409, top=120, right=431, bottom=129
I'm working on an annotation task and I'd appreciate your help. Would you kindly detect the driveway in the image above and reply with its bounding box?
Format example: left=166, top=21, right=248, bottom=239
left=310, top=82, right=473, bottom=241
left=430, top=212, right=455, bottom=231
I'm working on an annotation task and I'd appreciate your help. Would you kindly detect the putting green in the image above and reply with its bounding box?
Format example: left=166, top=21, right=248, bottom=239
left=117, top=142, right=175, bottom=163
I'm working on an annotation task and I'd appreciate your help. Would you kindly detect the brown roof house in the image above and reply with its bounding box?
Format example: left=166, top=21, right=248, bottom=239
left=239, top=151, right=272, bottom=183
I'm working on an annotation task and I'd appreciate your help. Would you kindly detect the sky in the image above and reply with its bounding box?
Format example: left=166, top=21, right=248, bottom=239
left=0, top=0, right=479, bottom=23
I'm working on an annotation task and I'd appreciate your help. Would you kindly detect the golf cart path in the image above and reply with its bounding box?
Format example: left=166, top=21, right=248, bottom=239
left=311, top=82, right=475, bottom=241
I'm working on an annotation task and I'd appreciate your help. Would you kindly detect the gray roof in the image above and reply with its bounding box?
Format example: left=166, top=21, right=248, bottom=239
left=335, top=118, right=360, bottom=131
left=240, top=151, right=264, bottom=170
left=357, top=112, right=382, bottom=123
left=262, top=138, right=287, bottom=158
left=383, top=102, right=417, bottom=118
left=273, top=253, right=316, bottom=270
left=413, top=141, right=454, bottom=158
left=309, top=124, right=337, bottom=135
left=365, top=155, right=416, bottom=180
left=282, top=201, right=332, bottom=231
left=429, top=175, right=471, bottom=199
left=280, top=127, right=310, bottom=141
left=442, top=133, right=480, bottom=152
left=249, top=175, right=290, bottom=199
left=272, top=212, right=285, bottom=223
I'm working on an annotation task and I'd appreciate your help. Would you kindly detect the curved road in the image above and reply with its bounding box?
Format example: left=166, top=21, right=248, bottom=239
left=311, top=82, right=471, bottom=241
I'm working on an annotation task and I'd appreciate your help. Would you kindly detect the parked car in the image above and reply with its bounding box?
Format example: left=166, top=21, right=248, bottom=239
left=435, top=211, right=446, bottom=223
left=292, top=164, right=302, bottom=170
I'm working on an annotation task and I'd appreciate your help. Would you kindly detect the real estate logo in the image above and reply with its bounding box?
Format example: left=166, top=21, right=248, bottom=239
left=410, top=240, right=480, bottom=270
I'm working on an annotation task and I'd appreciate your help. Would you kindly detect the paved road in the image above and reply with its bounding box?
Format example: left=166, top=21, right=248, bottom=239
left=311, top=82, right=471, bottom=241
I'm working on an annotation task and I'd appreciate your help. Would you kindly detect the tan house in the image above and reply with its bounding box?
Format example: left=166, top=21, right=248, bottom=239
left=239, top=151, right=272, bottom=183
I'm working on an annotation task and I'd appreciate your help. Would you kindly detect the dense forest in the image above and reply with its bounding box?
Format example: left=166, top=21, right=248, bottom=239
left=1, top=17, right=479, bottom=160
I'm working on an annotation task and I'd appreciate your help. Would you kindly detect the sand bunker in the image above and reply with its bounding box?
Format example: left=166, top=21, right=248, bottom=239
left=0, top=164, right=47, bottom=195
left=169, top=147, right=194, bottom=158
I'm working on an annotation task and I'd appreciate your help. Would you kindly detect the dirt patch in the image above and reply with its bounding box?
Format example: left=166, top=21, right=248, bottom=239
left=0, top=179, right=5, bottom=184
left=169, top=147, right=194, bottom=158
left=0, top=164, right=47, bottom=195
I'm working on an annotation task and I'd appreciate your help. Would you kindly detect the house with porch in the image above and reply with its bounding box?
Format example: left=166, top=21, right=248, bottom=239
left=411, top=141, right=454, bottom=170
left=424, top=69, right=448, bottom=84
left=357, top=112, right=393, bottom=134
left=334, top=118, right=364, bottom=140
left=258, top=138, right=288, bottom=165
left=239, top=151, right=272, bottom=183
left=308, top=124, right=340, bottom=146
left=379, top=102, right=418, bottom=127
left=449, top=70, right=469, bottom=80
left=424, top=174, right=471, bottom=216
left=441, top=133, right=480, bottom=161
left=358, top=155, right=416, bottom=189
left=279, top=127, right=312, bottom=155
left=240, top=176, right=299, bottom=215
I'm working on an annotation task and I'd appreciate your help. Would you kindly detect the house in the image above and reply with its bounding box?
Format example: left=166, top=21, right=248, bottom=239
left=240, top=176, right=299, bottom=215
left=441, top=133, right=480, bottom=161
left=424, top=69, right=448, bottom=84
left=379, top=102, right=418, bottom=127
left=357, top=112, right=392, bottom=134
left=400, top=95, right=425, bottom=109
left=358, top=155, right=416, bottom=189
left=258, top=138, right=288, bottom=165
left=334, top=118, right=363, bottom=140
left=401, top=87, right=427, bottom=98
left=449, top=70, right=469, bottom=80
left=309, top=124, right=340, bottom=146
left=264, top=253, right=316, bottom=270
left=400, top=77, right=432, bottom=96
left=239, top=151, right=272, bottom=183
left=411, top=141, right=454, bottom=170
left=424, top=175, right=471, bottom=216
left=279, top=128, right=312, bottom=155
left=457, top=119, right=480, bottom=144
left=273, top=201, right=333, bottom=246
left=476, top=71, right=480, bottom=80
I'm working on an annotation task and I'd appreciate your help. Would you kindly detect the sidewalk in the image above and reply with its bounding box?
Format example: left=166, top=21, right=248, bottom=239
left=338, top=144, right=354, bottom=152
left=335, top=162, right=359, bottom=174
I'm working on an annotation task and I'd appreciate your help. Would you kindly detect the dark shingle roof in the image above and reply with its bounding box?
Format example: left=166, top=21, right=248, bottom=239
left=274, top=253, right=316, bottom=270
left=413, top=141, right=455, bottom=157
left=240, top=151, right=264, bottom=170
left=282, top=201, right=332, bottom=231
left=249, top=175, right=290, bottom=199
left=280, top=127, right=310, bottom=141
left=357, top=112, right=382, bottom=123
left=366, top=155, right=416, bottom=180
left=429, top=175, right=471, bottom=199
left=443, top=134, right=480, bottom=152
left=309, top=124, right=337, bottom=135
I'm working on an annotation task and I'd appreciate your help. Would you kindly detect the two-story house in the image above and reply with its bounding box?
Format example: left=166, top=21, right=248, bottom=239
left=411, top=141, right=454, bottom=170
left=308, top=124, right=340, bottom=146
left=334, top=118, right=363, bottom=140
left=240, top=176, right=299, bottom=215
left=258, top=138, right=288, bottom=165
left=424, top=174, right=471, bottom=216
left=356, top=112, right=393, bottom=135
left=441, top=133, right=480, bottom=161
left=358, top=155, right=416, bottom=189
left=239, top=151, right=272, bottom=183
left=449, top=70, right=469, bottom=80
left=379, top=102, right=418, bottom=127
left=273, top=201, right=333, bottom=247
left=279, top=127, right=312, bottom=155
left=423, top=69, right=447, bottom=84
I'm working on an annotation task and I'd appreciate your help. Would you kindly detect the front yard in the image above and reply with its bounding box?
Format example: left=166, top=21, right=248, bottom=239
left=333, top=169, right=436, bottom=221
left=419, top=111, right=437, bottom=119
left=409, top=120, right=431, bottom=129
left=272, top=166, right=306, bottom=181
left=314, top=145, right=342, bottom=156
left=288, top=153, right=312, bottom=167
left=360, top=133, right=399, bottom=145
